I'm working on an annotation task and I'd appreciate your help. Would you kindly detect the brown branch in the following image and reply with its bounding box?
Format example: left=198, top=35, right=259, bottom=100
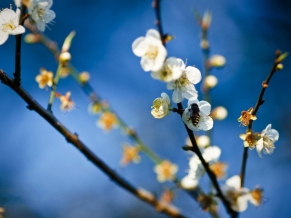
left=240, top=50, right=282, bottom=188
left=0, top=69, right=187, bottom=218
left=152, top=1, right=235, bottom=217
left=13, top=5, right=27, bottom=86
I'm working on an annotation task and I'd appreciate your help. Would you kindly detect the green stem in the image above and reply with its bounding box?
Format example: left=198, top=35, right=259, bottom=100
left=47, top=64, right=62, bottom=112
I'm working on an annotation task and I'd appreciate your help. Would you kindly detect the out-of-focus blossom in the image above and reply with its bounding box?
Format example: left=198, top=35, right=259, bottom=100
left=208, top=55, right=226, bottom=68
left=167, top=64, right=201, bottom=103
left=151, top=57, right=184, bottom=82
left=28, top=0, right=56, bottom=32
left=120, top=143, right=140, bottom=166
left=58, top=91, right=75, bottom=112
left=204, top=75, right=217, bottom=89
left=222, top=175, right=252, bottom=212
left=182, top=98, right=213, bottom=131
left=35, top=68, right=53, bottom=89
left=97, top=111, right=119, bottom=131
left=88, top=102, right=102, bottom=114
left=151, top=92, right=171, bottom=119
left=249, top=187, right=263, bottom=207
left=132, top=29, right=167, bottom=72
left=154, top=160, right=178, bottom=182
left=210, top=161, right=228, bottom=179
left=79, top=71, right=90, bottom=83
left=211, top=106, right=228, bottom=120
left=0, top=8, right=25, bottom=45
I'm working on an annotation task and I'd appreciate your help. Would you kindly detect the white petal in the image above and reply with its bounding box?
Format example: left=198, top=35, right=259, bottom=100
left=44, top=10, right=56, bottom=23
left=187, top=98, right=199, bottom=107
left=235, top=194, right=250, bottom=212
left=256, top=138, right=263, bottom=157
left=226, top=175, right=241, bottom=190
left=181, top=175, right=199, bottom=189
left=0, top=33, right=9, bottom=45
left=185, top=66, right=201, bottom=84
left=203, top=146, right=221, bottom=163
left=141, top=56, right=155, bottom=72
left=183, top=87, right=198, bottom=100
left=37, top=21, right=46, bottom=32
left=197, top=115, right=213, bottom=131
left=267, top=129, right=279, bottom=141
left=166, top=82, right=175, bottom=90
left=199, top=101, right=211, bottom=115
left=172, top=89, right=183, bottom=103
left=9, top=25, right=25, bottom=35
left=161, top=92, right=170, bottom=103
left=132, top=37, right=147, bottom=57
left=145, top=29, right=161, bottom=40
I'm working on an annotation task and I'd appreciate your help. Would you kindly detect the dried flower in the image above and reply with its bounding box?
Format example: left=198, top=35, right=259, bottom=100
left=237, top=107, right=257, bottom=126
left=97, top=111, right=119, bottom=131
left=120, top=143, right=140, bottom=166
left=239, top=130, right=261, bottom=150
left=35, top=68, right=53, bottom=89
left=151, top=92, right=171, bottom=119
left=154, top=160, right=178, bottom=182
left=197, top=194, right=215, bottom=211
left=249, top=187, right=263, bottom=206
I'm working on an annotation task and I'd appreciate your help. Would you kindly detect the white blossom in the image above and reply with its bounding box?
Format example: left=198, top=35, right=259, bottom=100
left=151, top=57, right=184, bottom=82
left=0, top=8, right=25, bottom=45
left=151, top=92, right=171, bottom=119
left=182, top=98, right=213, bottom=131
left=256, top=124, right=279, bottom=157
left=167, top=65, right=201, bottom=103
left=28, top=0, right=56, bottom=32
left=222, top=175, right=252, bottom=212
left=14, top=0, right=21, bottom=7
left=181, top=172, right=199, bottom=190
left=188, top=146, right=221, bottom=178
left=132, top=29, right=167, bottom=72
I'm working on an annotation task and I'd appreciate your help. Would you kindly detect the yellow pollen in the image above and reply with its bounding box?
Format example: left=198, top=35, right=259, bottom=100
left=146, top=45, right=159, bottom=59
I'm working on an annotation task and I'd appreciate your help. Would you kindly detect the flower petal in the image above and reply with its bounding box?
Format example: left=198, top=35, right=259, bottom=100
left=185, top=66, right=201, bottom=84
left=172, top=89, right=183, bottom=103
left=199, top=101, right=211, bottom=115
left=0, top=33, right=9, bottom=45
left=141, top=56, right=155, bottom=72
left=145, top=29, right=161, bottom=40
left=132, top=37, right=147, bottom=57
left=226, top=175, right=241, bottom=190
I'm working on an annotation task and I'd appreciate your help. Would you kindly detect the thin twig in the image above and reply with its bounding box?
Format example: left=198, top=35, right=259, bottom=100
left=13, top=5, right=27, bottom=86
left=153, top=1, right=235, bottom=216
left=0, top=69, right=187, bottom=218
left=240, top=50, right=282, bottom=188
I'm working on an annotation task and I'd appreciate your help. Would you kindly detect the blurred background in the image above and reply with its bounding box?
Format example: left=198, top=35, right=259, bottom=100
left=0, top=0, right=291, bottom=217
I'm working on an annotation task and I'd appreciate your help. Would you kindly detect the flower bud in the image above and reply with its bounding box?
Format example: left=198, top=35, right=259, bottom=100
left=276, top=63, right=283, bottom=70
left=201, top=10, right=212, bottom=30
left=59, top=52, right=71, bottom=64
left=197, top=135, right=210, bottom=148
left=209, top=55, right=226, bottom=68
left=79, top=71, right=90, bottom=83
left=204, top=75, right=218, bottom=89
left=211, top=106, right=228, bottom=120
left=200, top=39, right=209, bottom=50
left=24, top=33, right=40, bottom=44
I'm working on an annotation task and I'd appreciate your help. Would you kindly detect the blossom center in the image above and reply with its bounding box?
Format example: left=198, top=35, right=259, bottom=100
left=145, top=45, right=159, bottom=59
left=3, top=22, right=16, bottom=32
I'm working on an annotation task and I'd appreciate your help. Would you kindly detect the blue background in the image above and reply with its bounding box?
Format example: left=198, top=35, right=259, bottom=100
left=0, top=0, right=291, bottom=217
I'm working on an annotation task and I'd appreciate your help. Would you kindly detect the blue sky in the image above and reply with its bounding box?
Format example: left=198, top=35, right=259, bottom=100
left=0, top=0, right=291, bottom=217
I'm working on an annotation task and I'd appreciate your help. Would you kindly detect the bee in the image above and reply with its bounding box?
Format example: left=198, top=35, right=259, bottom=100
left=189, top=103, right=200, bottom=126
